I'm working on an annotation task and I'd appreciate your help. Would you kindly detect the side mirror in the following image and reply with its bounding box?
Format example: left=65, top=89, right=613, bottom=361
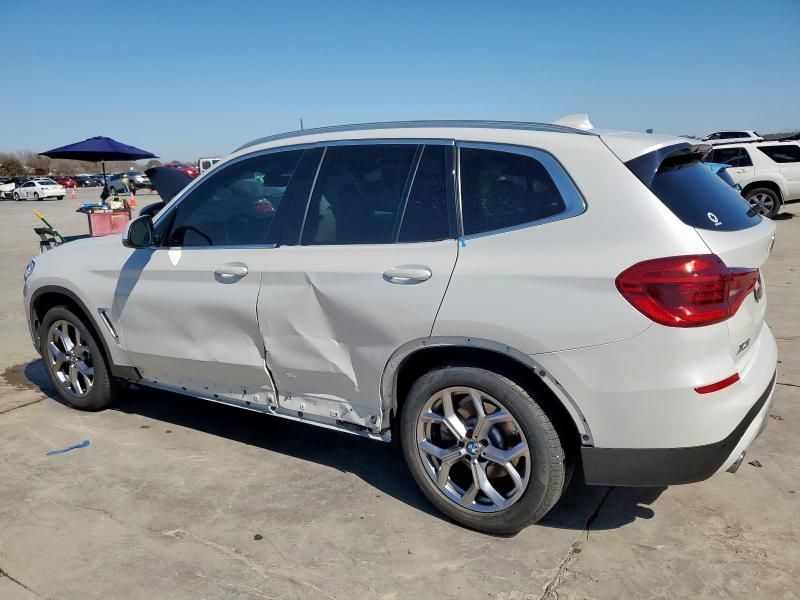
left=123, top=215, right=155, bottom=248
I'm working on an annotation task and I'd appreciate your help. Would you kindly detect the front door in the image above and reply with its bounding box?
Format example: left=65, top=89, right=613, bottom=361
left=115, top=147, right=318, bottom=410
left=257, top=142, right=459, bottom=431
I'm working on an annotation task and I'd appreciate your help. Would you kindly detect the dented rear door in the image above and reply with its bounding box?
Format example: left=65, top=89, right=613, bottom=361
left=257, top=142, right=458, bottom=431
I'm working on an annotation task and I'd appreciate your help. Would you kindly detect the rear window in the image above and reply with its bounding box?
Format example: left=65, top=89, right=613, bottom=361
left=626, top=145, right=761, bottom=232
left=716, top=168, right=737, bottom=188
left=757, top=144, right=800, bottom=163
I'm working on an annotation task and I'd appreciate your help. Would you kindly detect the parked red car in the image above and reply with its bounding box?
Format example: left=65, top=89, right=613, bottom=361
left=166, top=164, right=198, bottom=178
left=53, top=176, right=78, bottom=188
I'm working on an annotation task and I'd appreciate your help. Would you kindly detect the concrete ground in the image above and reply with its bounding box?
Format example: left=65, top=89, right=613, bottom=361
left=0, top=189, right=798, bottom=600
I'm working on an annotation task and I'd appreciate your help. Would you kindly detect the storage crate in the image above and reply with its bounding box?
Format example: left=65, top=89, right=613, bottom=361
left=88, top=210, right=131, bottom=237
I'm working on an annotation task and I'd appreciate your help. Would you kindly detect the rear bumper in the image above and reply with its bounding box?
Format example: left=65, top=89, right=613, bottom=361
left=581, top=371, right=776, bottom=486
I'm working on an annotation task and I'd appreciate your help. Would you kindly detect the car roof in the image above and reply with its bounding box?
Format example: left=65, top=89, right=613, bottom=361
left=232, top=119, right=688, bottom=164
left=708, top=130, right=757, bottom=134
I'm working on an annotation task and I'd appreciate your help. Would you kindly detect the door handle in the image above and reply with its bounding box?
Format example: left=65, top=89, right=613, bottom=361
left=383, top=266, right=432, bottom=285
left=736, top=168, right=747, bottom=173
left=214, top=263, right=249, bottom=280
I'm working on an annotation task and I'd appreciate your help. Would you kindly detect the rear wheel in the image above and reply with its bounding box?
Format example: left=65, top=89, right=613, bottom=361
left=56, top=195, right=64, bottom=200
left=401, top=366, right=566, bottom=535
left=745, top=187, right=781, bottom=219
left=40, top=306, right=115, bottom=411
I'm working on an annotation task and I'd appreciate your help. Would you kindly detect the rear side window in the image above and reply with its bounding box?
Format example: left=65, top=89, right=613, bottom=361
left=709, top=147, right=752, bottom=167
left=398, top=145, right=452, bottom=243
left=301, top=144, right=417, bottom=245
left=459, top=145, right=584, bottom=236
left=628, top=147, right=761, bottom=232
left=757, top=144, right=800, bottom=163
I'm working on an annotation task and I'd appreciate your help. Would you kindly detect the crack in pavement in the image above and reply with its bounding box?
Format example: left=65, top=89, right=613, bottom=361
left=538, top=541, right=581, bottom=600
left=0, top=397, right=45, bottom=415
left=776, top=382, right=800, bottom=389
left=585, top=487, right=614, bottom=541
left=539, top=487, right=616, bottom=600
left=0, top=566, right=48, bottom=599
left=161, top=528, right=338, bottom=600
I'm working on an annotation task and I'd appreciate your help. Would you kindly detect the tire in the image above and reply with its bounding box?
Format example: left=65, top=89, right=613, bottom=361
left=34, top=192, right=40, bottom=201
left=400, top=366, right=566, bottom=535
left=745, top=187, right=781, bottom=219
left=56, top=196, right=64, bottom=200
left=13, top=192, right=20, bottom=201
left=39, top=305, right=116, bottom=411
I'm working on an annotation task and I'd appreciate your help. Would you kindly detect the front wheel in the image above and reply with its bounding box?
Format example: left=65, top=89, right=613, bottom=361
left=40, top=306, right=116, bottom=411
left=401, top=366, right=566, bottom=535
left=34, top=192, right=40, bottom=201
left=56, top=195, right=64, bottom=200
left=13, top=192, right=20, bottom=201
left=745, top=187, right=781, bottom=219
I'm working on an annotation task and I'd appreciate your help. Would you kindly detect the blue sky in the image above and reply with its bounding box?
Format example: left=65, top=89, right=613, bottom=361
left=1, top=0, right=798, bottom=161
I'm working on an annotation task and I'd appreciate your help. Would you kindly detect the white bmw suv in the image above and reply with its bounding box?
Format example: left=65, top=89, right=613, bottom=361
left=23, top=121, right=777, bottom=534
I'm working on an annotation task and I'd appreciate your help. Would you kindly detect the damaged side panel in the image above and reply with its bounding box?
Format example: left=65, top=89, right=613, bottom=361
left=115, top=247, right=277, bottom=407
left=257, top=242, right=458, bottom=433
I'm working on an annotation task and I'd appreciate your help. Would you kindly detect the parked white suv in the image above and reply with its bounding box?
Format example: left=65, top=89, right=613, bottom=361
left=701, top=130, right=764, bottom=145
left=23, top=121, right=777, bottom=534
left=706, top=141, right=800, bottom=218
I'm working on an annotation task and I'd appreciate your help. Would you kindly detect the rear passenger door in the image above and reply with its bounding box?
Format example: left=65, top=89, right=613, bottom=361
left=256, top=141, right=458, bottom=431
left=756, top=144, right=800, bottom=199
left=710, top=147, right=755, bottom=188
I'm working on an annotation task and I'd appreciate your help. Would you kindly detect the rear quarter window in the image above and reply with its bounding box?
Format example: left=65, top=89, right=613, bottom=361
left=626, top=145, right=761, bottom=232
left=459, top=145, right=585, bottom=236
left=757, top=144, right=800, bottom=163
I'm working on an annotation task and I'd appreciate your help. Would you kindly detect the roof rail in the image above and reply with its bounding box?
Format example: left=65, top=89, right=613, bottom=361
left=234, top=119, right=595, bottom=152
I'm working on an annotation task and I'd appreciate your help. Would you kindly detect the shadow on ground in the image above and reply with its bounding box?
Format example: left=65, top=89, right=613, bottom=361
left=12, top=358, right=665, bottom=534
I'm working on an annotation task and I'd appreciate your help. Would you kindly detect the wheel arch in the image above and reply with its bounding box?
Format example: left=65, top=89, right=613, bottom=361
left=742, top=180, right=784, bottom=203
left=30, top=286, right=138, bottom=381
left=382, top=337, right=592, bottom=447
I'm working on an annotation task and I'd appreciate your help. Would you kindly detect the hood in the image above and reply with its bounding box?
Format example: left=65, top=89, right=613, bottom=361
left=144, top=166, right=194, bottom=203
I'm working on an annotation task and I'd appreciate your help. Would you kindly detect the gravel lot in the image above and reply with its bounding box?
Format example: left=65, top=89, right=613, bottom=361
left=1, top=189, right=798, bottom=600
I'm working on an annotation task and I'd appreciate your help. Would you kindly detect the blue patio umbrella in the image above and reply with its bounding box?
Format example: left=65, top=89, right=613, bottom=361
left=40, top=136, right=158, bottom=183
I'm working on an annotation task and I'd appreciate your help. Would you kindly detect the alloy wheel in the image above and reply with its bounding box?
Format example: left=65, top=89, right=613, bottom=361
left=416, top=386, right=531, bottom=513
left=748, top=192, right=775, bottom=216
left=46, top=319, right=94, bottom=397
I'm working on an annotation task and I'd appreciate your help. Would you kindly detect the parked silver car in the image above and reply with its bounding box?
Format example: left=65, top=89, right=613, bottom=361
left=108, top=171, right=151, bottom=194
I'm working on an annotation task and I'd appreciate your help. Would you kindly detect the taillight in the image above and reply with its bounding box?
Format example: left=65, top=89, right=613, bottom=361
left=616, top=254, right=758, bottom=327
